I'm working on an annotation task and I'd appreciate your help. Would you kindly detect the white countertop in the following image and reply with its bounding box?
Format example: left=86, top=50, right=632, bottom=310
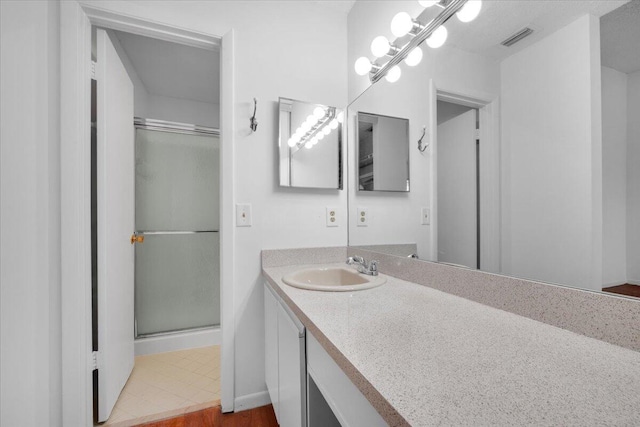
left=263, top=263, right=640, bottom=426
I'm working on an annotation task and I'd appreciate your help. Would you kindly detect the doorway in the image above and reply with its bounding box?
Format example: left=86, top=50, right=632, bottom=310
left=91, top=27, right=222, bottom=425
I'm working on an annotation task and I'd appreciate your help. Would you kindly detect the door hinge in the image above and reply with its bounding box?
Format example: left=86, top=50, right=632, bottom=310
left=90, top=351, right=101, bottom=371
left=91, top=61, right=96, bottom=79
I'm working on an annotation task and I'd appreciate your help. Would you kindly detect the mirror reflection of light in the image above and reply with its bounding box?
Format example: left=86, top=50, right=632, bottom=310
left=385, top=65, right=402, bottom=83
left=371, top=35, right=391, bottom=57
left=391, top=12, right=414, bottom=38
left=316, top=132, right=325, bottom=141
left=313, top=107, right=325, bottom=119
left=323, top=126, right=332, bottom=136
left=337, top=111, right=344, bottom=123
left=305, top=141, right=313, bottom=149
left=404, top=46, right=423, bottom=66
left=355, top=57, right=373, bottom=76
left=330, top=119, right=339, bottom=130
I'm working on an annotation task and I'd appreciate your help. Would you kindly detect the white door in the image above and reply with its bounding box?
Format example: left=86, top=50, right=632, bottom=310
left=96, top=28, right=135, bottom=422
left=437, top=109, right=477, bottom=269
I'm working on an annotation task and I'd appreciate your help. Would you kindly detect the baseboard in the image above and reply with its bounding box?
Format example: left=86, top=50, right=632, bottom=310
left=234, top=390, right=271, bottom=412
left=134, top=327, right=221, bottom=356
left=628, top=279, right=640, bottom=286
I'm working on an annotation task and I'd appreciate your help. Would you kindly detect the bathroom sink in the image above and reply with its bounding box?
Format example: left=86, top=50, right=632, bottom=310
left=282, top=267, right=386, bottom=292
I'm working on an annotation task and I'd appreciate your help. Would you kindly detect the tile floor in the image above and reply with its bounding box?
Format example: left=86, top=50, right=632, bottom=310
left=102, top=346, right=220, bottom=426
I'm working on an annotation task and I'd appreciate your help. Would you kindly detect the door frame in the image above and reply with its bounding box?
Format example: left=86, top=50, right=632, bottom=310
left=60, top=3, right=236, bottom=425
left=428, top=80, right=501, bottom=273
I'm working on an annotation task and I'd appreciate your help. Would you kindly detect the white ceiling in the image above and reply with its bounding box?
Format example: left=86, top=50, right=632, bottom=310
left=414, top=0, right=627, bottom=61
left=601, top=0, right=640, bottom=74
left=114, top=30, right=220, bottom=104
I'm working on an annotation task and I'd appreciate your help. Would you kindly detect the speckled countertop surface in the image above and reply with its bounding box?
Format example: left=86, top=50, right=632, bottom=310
left=263, top=263, right=640, bottom=427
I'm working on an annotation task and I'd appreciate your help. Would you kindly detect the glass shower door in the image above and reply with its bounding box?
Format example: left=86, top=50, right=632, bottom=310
left=134, top=127, right=220, bottom=337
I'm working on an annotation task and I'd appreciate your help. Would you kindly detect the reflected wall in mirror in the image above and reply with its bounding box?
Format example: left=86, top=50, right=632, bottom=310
left=347, top=0, right=640, bottom=296
left=357, top=112, right=410, bottom=192
left=278, top=97, right=343, bottom=189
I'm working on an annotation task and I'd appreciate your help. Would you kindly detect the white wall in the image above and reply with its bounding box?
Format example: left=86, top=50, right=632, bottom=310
left=628, top=71, right=640, bottom=284
left=0, top=1, right=62, bottom=426
left=77, top=0, right=349, bottom=408
left=601, top=66, right=628, bottom=287
left=347, top=1, right=500, bottom=261
left=109, top=29, right=220, bottom=128
left=500, top=14, right=602, bottom=290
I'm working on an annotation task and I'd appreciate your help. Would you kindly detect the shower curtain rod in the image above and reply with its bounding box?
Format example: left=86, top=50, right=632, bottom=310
left=134, top=117, right=220, bottom=136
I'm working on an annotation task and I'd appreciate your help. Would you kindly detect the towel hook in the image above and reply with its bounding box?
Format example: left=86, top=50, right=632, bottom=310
left=418, top=126, right=428, bottom=152
left=250, top=98, right=258, bottom=132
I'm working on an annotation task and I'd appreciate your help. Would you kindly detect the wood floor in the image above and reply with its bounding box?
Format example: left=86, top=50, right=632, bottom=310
left=136, top=405, right=277, bottom=427
left=602, top=284, right=640, bottom=298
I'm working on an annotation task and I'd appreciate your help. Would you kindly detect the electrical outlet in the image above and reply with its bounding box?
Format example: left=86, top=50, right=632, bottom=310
left=357, top=207, right=368, bottom=227
left=421, top=207, right=430, bottom=225
left=236, top=204, right=252, bottom=227
left=326, top=207, right=338, bottom=227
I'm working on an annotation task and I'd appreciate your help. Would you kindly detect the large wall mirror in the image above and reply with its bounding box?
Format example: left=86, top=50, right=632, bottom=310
left=279, top=97, right=343, bottom=190
left=347, top=0, right=640, bottom=296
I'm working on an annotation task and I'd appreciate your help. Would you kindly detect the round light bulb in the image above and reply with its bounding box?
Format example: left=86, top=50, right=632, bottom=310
left=292, top=133, right=301, bottom=142
left=310, top=136, right=319, bottom=145
left=323, top=126, right=331, bottom=135
left=371, top=35, right=390, bottom=58
left=313, top=107, right=325, bottom=119
left=457, top=0, right=481, bottom=23
left=306, top=115, right=318, bottom=125
left=287, top=138, right=296, bottom=148
left=330, top=119, right=339, bottom=130
left=419, top=0, right=439, bottom=7
left=385, top=65, right=402, bottom=83
left=391, top=12, right=414, bottom=38
left=305, top=142, right=313, bottom=149
left=354, top=57, right=373, bottom=76
left=316, top=132, right=325, bottom=141
left=336, top=111, right=344, bottom=123
left=301, top=122, right=311, bottom=132
left=426, top=25, right=447, bottom=48
left=405, top=46, right=423, bottom=66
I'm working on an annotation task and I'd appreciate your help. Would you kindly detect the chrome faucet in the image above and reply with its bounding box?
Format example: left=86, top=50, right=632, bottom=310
left=346, top=256, right=379, bottom=276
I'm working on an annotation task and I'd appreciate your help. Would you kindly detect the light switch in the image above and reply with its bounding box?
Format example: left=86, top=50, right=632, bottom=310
left=326, top=207, right=338, bottom=227
left=236, top=203, right=252, bottom=227
left=357, top=207, right=368, bottom=227
left=421, top=207, right=430, bottom=225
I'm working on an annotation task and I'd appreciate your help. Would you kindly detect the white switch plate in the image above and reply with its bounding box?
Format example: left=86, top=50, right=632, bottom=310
left=357, top=207, right=368, bottom=227
left=326, top=207, right=338, bottom=227
left=421, top=207, right=430, bottom=225
left=236, top=203, right=252, bottom=227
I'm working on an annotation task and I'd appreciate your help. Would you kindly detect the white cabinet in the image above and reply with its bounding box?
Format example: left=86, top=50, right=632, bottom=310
left=264, top=282, right=306, bottom=427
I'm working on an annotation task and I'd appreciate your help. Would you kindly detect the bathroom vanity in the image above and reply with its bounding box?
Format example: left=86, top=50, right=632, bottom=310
left=262, top=249, right=640, bottom=427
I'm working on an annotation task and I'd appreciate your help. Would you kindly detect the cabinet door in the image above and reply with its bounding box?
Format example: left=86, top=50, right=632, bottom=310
left=278, top=303, right=306, bottom=427
left=264, top=284, right=279, bottom=423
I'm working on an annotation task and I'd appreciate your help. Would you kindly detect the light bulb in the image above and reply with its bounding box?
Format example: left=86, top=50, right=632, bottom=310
left=457, top=0, right=481, bottom=23
left=323, top=126, right=331, bottom=135
left=337, top=111, right=344, bottom=123
left=301, top=122, right=311, bottom=132
left=306, top=115, right=317, bottom=126
left=330, top=119, right=339, bottom=130
left=385, top=65, right=402, bottom=83
left=316, top=132, right=325, bottom=141
left=287, top=138, right=296, bottom=148
left=313, top=107, right=325, bottom=119
left=305, top=141, right=313, bottom=149
left=405, top=46, right=423, bottom=66
left=354, top=57, right=373, bottom=76
left=310, top=136, right=319, bottom=145
left=426, top=25, right=447, bottom=48
left=391, top=12, right=414, bottom=38
left=371, top=35, right=390, bottom=58
left=419, top=0, right=438, bottom=7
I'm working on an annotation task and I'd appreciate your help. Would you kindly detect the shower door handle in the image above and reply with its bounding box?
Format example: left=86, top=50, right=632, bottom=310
left=130, top=233, right=144, bottom=244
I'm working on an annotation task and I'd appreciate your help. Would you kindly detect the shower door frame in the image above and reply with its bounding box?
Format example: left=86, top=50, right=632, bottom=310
left=60, top=3, right=236, bottom=425
left=133, top=118, right=221, bottom=339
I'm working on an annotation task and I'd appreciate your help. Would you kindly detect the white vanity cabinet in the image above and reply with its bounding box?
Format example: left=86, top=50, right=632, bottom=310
left=264, top=282, right=306, bottom=427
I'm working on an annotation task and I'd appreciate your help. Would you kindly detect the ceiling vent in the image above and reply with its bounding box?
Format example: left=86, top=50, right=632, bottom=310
left=501, top=27, right=534, bottom=47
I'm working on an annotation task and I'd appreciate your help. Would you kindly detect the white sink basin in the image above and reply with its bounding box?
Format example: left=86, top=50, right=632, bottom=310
left=282, top=267, right=386, bottom=292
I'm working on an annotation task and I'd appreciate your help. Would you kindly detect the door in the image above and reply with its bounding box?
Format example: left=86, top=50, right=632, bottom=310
left=96, top=28, right=135, bottom=422
left=437, top=109, right=477, bottom=268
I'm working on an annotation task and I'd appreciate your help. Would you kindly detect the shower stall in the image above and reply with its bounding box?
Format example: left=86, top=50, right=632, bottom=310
left=133, top=118, right=220, bottom=354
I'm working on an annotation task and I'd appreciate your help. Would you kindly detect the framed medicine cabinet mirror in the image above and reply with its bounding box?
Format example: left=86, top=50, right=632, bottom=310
left=278, top=97, right=343, bottom=190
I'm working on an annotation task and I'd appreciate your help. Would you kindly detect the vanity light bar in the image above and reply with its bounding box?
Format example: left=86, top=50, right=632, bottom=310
left=295, top=108, right=337, bottom=149
left=370, top=0, right=468, bottom=83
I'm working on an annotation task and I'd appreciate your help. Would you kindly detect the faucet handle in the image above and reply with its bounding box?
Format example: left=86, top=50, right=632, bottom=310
left=346, top=256, right=364, bottom=265
left=369, top=260, right=378, bottom=274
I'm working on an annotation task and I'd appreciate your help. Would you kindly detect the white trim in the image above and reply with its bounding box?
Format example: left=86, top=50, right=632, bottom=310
left=602, top=280, right=629, bottom=288
left=134, top=327, right=221, bottom=356
left=234, top=391, right=271, bottom=412
left=60, top=3, right=234, bottom=424
left=430, top=82, right=500, bottom=272
left=220, top=29, right=236, bottom=413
